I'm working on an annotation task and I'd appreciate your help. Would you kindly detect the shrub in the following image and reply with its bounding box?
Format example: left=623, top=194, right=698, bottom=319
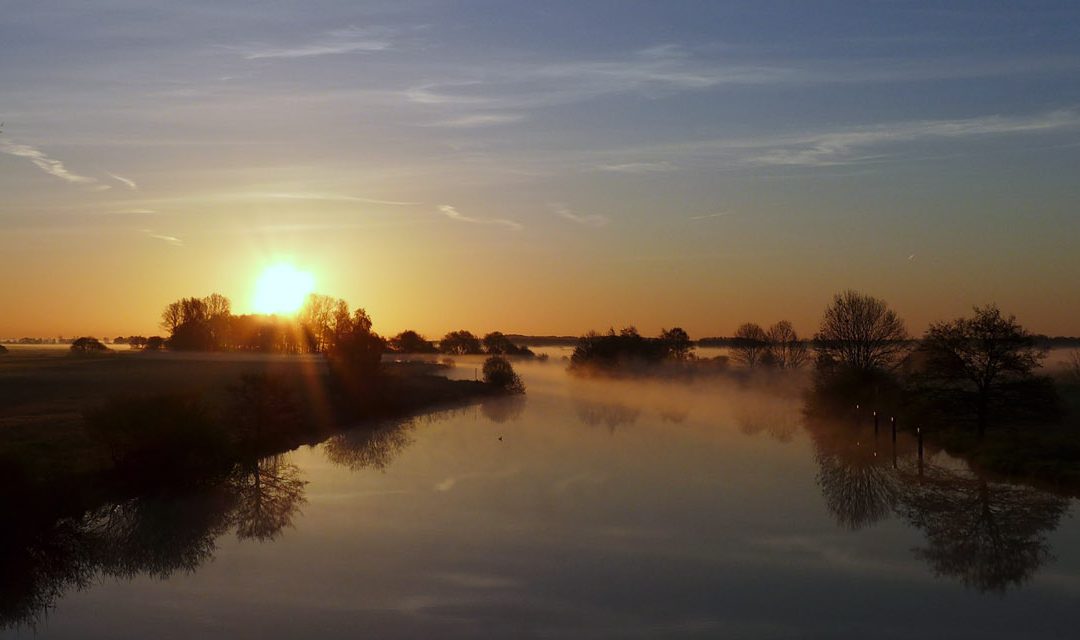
left=483, top=356, right=525, bottom=394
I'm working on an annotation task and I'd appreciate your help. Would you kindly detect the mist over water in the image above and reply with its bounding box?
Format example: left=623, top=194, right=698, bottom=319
left=4, top=359, right=1080, bottom=638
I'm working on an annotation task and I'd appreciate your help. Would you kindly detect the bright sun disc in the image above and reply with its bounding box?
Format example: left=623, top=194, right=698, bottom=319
left=252, top=263, right=315, bottom=315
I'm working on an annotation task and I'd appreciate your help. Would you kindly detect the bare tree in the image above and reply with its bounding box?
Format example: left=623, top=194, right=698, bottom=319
left=202, top=293, right=231, bottom=318
left=814, top=290, right=909, bottom=373
left=732, top=322, right=768, bottom=367
left=160, top=301, right=183, bottom=333
left=765, top=320, right=809, bottom=369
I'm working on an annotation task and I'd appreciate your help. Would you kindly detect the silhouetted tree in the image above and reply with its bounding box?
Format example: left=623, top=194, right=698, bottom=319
left=731, top=323, right=768, bottom=367
left=482, top=331, right=535, bottom=356
left=389, top=330, right=437, bottom=353
left=660, top=327, right=693, bottom=361
left=160, top=302, right=183, bottom=334
left=765, top=320, right=809, bottom=370
left=127, top=336, right=148, bottom=349
left=569, top=327, right=668, bottom=372
left=70, top=337, right=108, bottom=354
left=145, top=336, right=165, bottom=351
left=913, top=305, right=1051, bottom=435
left=814, top=290, right=909, bottom=374
left=482, top=356, right=525, bottom=393
left=0, top=345, right=7, bottom=355
left=440, top=330, right=483, bottom=355
left=298, top=294, right=336, bottom=352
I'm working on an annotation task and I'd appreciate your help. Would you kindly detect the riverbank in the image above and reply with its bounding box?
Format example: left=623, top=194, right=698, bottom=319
left=0, top=349, right=503, bottom=500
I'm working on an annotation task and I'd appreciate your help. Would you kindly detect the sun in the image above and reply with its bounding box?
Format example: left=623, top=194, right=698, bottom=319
left=252, top=263, right=315, bottom=315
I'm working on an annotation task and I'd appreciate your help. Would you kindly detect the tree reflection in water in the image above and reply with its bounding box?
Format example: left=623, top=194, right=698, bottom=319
left=480, top=395, right=527, bottom=424
left=323, top=420, right=415, bottom=472
left=573, top=398, right=641, bottom=432
left=803, top=395, right=1071, bottom=593
left=809, top=422, right=900, bottom=531
left=230, top=455, right=308, bottom=542
left=0, top=455, right=308, bottom=630
left=897, top=468, right=1068, bottom=593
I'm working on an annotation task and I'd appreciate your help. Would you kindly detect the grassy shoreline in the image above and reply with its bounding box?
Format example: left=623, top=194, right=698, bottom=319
left=0, top=349, right=503, bottom=501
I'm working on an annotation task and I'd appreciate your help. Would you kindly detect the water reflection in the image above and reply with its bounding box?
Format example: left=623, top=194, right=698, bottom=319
left=230, top=456, right=308, bottom=542
left=897, top=468, right=1068, bottom=593
left=322, top=420, right=415, bottom=472
left=809, top=422, right=900, bottom=531
left=1, top=452, right=312, bottom=628
left=801, top=401, right=1070, bottom=592
left=480, top=396, right=527, bottom=424
left=573, top=398, right=640, bottom=432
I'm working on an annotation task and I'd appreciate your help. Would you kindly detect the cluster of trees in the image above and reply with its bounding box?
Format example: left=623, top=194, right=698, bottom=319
left=731, top=320, right=809, bottom=369
left=114, top=335, right=165, bottom=350
left=809, top=290, right=1054, bottom=436
left=570, top=326, right=694, bottom=371
left=384, top=329, right=536, bottom=357
left=156, top=293, right=382, bottom=359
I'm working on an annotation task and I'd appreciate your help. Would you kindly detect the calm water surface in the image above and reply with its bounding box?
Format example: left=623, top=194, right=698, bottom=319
left=4, top=359, right=1080, bottom=638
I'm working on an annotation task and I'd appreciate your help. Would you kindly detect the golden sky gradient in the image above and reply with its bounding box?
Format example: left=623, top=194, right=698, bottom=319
left=2, top=2, right=1079, bottom=339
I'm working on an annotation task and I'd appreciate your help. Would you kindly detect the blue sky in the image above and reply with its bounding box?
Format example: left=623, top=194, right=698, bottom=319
left=2, top=1, right=1079, bottom=336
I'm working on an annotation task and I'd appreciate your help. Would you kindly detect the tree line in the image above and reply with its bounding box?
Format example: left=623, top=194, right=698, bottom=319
left=570, top=289, right=1060, bottom=438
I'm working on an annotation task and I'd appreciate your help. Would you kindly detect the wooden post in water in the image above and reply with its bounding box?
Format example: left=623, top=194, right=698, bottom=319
left=917, top=426, right=924, bottom=478
left=890, top=416, right=896, bottom=444
left=873, top=411, right=879, bottom=437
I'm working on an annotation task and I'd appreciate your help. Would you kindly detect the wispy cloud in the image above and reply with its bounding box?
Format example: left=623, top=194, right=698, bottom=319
left=142, top=229, right=183, bottom=247
left=589, top=108, right=1080, bottom=170
left=109, top=208, right=156, bottom=215
left=438, top=204, right=522, bottom=230
left=689, top=211, right=731, bottom=220
left=228, top=26, right=393, bottom=60
left=743, top=109, right=1080, bottom=167
left=107, top=172, right=137, bottom=190
left=254, top=191, right=421, bottom=206
left=425, top=112, right=527, bottom=128
left=594, top=161, right=677, bottom=174
left=0, top=139, right=96, bottom=184
left=550, top=203, right=608, bottom=227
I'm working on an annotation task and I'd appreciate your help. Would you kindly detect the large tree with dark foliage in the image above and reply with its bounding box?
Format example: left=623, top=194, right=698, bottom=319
left=914, top=305, right=1051, bottom=435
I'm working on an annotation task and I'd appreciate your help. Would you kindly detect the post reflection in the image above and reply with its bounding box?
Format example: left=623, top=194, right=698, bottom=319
left=801, top=381, right=1072, bottom=593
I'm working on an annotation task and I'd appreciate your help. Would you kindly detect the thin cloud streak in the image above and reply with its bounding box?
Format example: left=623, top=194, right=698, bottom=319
left=689, top=211, right=731, bottom=220
left=107, top=172, right=137, bottom=190
left=142, top=229, right=183, bottom=247
left=438, top=204, right=522, bottom=230
left=0, top=139, right=96, bottom=185
left=256, top=192, right=421, bottom=206
left=591, top=108, right=1080, bottom=170
left=594, top=161, right=677, bottom=174
left=228, top=27, right=393, bottom=60
left=425, top=113, right=527, bottom=128
left=551, top=203, right=609, bottom=227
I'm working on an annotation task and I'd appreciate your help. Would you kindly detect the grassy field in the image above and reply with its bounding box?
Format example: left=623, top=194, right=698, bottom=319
left=0, top=347, right=497, bottom=491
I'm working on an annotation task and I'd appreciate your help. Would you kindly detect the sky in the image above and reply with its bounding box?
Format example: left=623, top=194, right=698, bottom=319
left=2, top=0, right=1079, bottom=339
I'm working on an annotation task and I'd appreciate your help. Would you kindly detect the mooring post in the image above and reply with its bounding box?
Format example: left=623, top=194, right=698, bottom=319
left=917, top=426, right=924, bottom=460
left=873, top=411, right=879, bottom=436
left=890, top=416, right=896, bottom=444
